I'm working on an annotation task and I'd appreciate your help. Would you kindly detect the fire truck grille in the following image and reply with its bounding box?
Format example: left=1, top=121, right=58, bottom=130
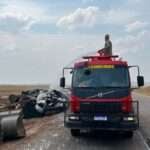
left=80, top=102, right=122, bottom=114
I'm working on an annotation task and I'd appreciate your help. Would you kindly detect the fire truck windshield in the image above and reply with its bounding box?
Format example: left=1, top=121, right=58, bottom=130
left=72, top=66, right=129, bottom=88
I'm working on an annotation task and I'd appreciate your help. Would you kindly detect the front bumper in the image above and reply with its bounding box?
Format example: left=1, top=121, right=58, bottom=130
left=64, top=100, right=139, bottom=131
left=64, top=113, right=139, bottom=131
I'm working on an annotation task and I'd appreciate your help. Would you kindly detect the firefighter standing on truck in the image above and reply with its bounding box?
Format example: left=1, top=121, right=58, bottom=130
left=98, top=34, right=112, bottom=56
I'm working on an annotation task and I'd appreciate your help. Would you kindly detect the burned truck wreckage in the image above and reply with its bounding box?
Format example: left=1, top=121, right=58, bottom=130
left=9, top=89, right=68, bottom=118
left=0, top=88, right=67, bottom=141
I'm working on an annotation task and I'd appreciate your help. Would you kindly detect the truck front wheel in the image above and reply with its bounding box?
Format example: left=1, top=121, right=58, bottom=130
left=70, top=129, right=80, bottom=137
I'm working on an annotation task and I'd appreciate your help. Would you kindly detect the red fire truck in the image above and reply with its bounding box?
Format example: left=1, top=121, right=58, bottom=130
left=60, top=54, right=144, bottom=138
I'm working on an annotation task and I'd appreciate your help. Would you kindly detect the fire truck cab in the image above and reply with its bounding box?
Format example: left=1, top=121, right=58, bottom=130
left=60, top=54, right=144, bottom=138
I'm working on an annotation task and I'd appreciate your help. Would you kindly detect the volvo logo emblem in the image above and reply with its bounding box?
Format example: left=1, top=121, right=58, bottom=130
left=87, top=90, right=114, bottom=99
left=97, top=92, right=103, bottom=97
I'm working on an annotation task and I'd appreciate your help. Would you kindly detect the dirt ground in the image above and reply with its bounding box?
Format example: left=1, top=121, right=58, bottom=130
left=135, top=86, right=150, bottom=96
left=0, top=114, right=61, bottom=150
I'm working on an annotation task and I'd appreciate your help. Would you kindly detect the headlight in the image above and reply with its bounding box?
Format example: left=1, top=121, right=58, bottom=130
left=69, top=115, right=79, bottom=121
left=123, top=117, right=134, bottom=121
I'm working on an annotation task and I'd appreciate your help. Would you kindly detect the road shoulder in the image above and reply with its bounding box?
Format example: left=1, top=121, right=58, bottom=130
left=133, top=92, right=150, bottom=148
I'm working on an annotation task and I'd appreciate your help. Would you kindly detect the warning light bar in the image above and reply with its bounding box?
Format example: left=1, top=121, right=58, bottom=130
left=83, top=55, right=119, bottom=60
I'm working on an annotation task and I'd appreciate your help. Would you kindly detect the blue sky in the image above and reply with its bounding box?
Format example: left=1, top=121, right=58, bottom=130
left=0, top=0, right=149, bottom=84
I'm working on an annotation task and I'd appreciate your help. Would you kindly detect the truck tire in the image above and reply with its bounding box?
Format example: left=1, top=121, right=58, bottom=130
left=70, top=129, right=80, bottom=137
left=124, top=131, right=133, bottom=138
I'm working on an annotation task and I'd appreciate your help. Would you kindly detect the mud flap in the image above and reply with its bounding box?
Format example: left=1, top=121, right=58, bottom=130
left=0, top=110, right=26, bottom=140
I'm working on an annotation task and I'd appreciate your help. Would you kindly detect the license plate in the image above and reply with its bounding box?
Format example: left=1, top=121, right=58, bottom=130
left=94, top=116, right=107, bottom=121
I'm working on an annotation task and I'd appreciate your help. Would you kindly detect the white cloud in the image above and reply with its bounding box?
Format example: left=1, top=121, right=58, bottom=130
left=114, top=30, right=150, bottom=54
left=0, top=1, right=46, bottom=21
left=57, top=6, right=139, bottom=30
left=104, top=9, right=138, bottom=25
left=125, top=21, right=149, bottom=32
left=57, top=6, right=99, bottom=30
left=0, top=0, right=53, bottom=33
left=0, top=13, right=35, bottom=33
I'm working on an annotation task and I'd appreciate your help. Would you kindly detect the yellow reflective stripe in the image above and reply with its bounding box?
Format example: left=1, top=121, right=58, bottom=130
left=88, top=65, right=114, bottom=69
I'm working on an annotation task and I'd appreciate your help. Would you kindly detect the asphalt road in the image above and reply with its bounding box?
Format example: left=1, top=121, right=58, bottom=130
left=3, top=93, right=150, bottom=150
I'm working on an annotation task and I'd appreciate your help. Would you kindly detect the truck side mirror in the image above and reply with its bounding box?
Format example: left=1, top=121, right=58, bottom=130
left=137, top=76, right=144, bottom=87
left=60, top=77, right=65, bottom=88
